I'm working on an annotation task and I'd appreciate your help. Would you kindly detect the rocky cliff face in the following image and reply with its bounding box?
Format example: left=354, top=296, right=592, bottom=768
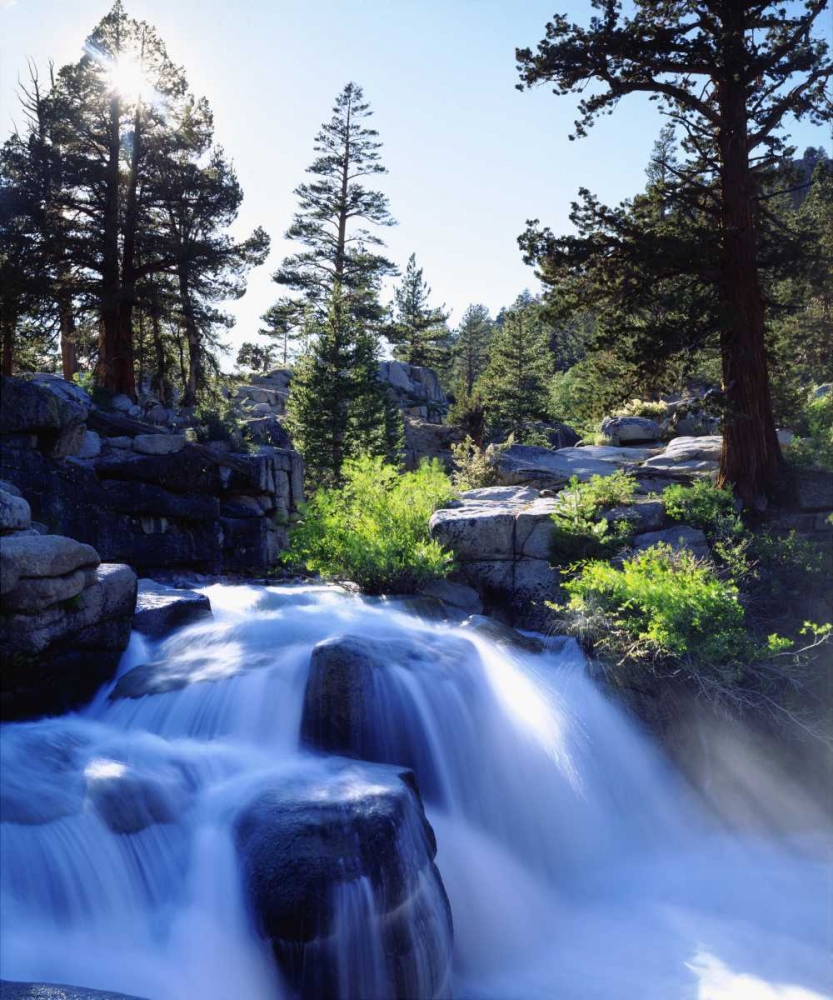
left=0, top=480, right=137, bottom=720
left=0, top=375, right=304, bottom=575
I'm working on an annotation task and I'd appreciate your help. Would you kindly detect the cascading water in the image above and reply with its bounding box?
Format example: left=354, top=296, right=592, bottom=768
left=0, top=582, right=830, bottom=1000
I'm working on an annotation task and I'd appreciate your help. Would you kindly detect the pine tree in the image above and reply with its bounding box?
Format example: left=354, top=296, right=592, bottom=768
left=287, top=287, right=401, bottom=489
left=479, top=299, right=553, bottom=437
left=49, top=1, right=188, bottom=396
left=516, top=0, right=833, bottom=503
left=388, top=253, right=451, bottom=370
left=259, top=298, right=311, bottom=367
left=271, top=82, right=395, bottom=321
left=276, top=83, right=399, bottom=486
left=237, top=341, right=279, bottom=373
left=148, top=96, right=269, bottom=405
left=0, top=5, right=266, bottom=402
left=452, top=303, right=492, bottom=396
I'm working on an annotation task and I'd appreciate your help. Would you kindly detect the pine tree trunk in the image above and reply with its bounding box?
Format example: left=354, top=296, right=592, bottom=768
left=179, top=269, right=201, bottom=408
left=716, top=9, right=784, bottom=505
left=97, top=91, right=135, bottom=397
left=58, top=287, right=77, bottom=381
left=117, top=74, right=144, bottom=400
left=150, top=295, right=167, bottom=406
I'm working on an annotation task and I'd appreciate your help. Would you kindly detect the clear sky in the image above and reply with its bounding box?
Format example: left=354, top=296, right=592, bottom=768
left=2, top=0, right=829, bottom=363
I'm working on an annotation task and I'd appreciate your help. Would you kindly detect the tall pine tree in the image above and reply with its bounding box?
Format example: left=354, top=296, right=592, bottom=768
left=276, top=83, right=401, bottom=486
left=270, top=82, right=395, bottom=321
left=517, top=0, right=833, bottom=503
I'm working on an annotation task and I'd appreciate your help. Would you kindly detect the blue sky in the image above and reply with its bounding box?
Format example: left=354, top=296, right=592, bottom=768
left=2, top=0, right=829, bottom=362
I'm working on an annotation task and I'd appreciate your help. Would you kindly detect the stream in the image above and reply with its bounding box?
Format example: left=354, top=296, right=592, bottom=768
left=0, top=583, right=830, bottom=999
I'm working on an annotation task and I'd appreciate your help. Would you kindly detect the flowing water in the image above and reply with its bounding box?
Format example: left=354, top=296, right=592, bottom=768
left=0, top=583, right=830, bottom=999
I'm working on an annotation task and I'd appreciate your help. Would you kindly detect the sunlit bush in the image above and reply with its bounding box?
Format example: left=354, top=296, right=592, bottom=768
left=662, top=479, right=740, bottom=538
left=284, top=455, right=455, bottom=593
left=556, top=545, right=757, bottom=675
left=550, top=471, right=637, bottom=561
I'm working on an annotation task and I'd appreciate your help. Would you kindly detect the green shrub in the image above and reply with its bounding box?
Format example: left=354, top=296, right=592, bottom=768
left=613, top=398, right=668, bottom=420
left=787, top=391, right=833, bottom=470
left=662, top=479, right=740, bottom=537
left=556, top=545, right=756, bottom=675
left=193, top=401, right=254, bottom=448
left=451, top=435, right=513, bottom=491
left=550, top=471, right=637, bottom=561
left=283, top=456, right=456, bottom=594
left=754, top=529, right=825, bottom=576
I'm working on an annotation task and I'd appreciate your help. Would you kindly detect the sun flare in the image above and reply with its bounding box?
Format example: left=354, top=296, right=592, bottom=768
left=107, top=55, right=147, bottom=100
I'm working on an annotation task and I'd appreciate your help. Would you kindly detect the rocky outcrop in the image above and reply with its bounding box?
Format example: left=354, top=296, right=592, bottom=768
left=86, top=758, right=189, bottom=835
left=403, top=418, right=456, bottom=471
left=417, top=579, right=483, bottom=615
left=230, top=369, right=292, bottom=446
left=600, top=415, right=662, bottom=444
left=379, top=361, right=448, bottom=422
left=494, top=443, right=618, bottom=489
left=429, top=486, right=561, bottom=613
left=793, top=468, right=833, bottom=512
left=235, top=760, right=452, bottom=1000
left=0, top=489, right=137, bottom=720
left=0, top=375, right=303, bottom=575
left=641, top=435, right=722, bottom=474
left=132, top=579, right=212, bottom=638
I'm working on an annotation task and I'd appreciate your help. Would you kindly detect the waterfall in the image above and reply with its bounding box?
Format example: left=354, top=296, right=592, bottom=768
left=1, top=583, right=829, bottom=1000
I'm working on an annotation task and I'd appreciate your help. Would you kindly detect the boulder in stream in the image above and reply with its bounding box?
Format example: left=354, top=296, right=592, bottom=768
left=235, top=759, right=452, bottom=1000
left=132, top=579, right=212, bottom=638
left=302, top=632, right=478, bottom=763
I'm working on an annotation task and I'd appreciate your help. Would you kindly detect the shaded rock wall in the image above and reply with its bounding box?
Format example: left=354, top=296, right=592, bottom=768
left=0, top=483, right=137, bottom=720
left=0, top=376, right=303, bottom=575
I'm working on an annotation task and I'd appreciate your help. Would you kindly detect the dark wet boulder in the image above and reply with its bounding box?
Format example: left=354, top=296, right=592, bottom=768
left=85, top=759, right=189, bottom=835
left=0, top=981, right=148, bottom=1000
left=132, top=580, right=212, bottom=638
left=235, top=759, right=452, bottom=1000
left=302, top=632, right=478, bottom=775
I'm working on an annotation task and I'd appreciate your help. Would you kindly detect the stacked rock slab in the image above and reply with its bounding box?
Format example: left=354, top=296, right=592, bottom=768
left=230, top=369, right=293, bottom=446
left=0, top=484, right=137, bottom=720
left=378, top=361, right=454, bottom=469
left=429, top=486, right=562, bottom=614
left=0, top=376, right=303, bottom=575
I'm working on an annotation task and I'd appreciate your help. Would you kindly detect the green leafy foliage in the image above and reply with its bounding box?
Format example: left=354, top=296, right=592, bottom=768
left=557, top=545, right=756, bottom=674
left=787, top=391, right=833, bottom=471
left=550, top=471, right=637, bottom=561
left=662, top=479, right=740, bottom=537
left=193, top=400, right=246, bottom=445
left=613, top=399, right=668, bottom=420
left=283, top=456, right=455, bottom=594
left=450, top=436, right=513, bottom=491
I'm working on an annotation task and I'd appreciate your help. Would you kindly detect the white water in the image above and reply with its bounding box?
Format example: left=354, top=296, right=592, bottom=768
left=1, top=583, right=830, bottom=999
